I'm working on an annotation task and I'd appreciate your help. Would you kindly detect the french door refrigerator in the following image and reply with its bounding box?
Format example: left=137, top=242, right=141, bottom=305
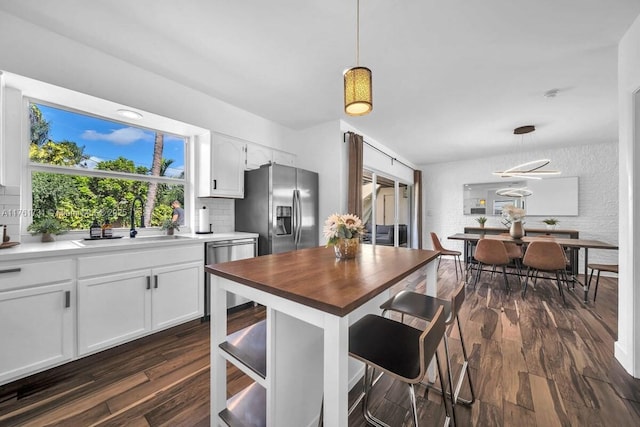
left=235, top=164, right=319, bottom=255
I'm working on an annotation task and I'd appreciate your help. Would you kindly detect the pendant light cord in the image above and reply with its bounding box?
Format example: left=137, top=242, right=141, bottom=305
left=356, top=0, right=360, bottom=66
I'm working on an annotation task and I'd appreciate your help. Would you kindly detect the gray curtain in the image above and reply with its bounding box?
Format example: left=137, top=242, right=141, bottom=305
left=347, top=132, right=363, bottom=219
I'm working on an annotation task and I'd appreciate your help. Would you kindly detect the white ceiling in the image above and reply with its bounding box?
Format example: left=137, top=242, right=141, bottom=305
left=2, top=0, right=639, bottom=165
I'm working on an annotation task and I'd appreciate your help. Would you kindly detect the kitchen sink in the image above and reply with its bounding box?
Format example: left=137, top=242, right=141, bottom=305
left=72, top=234, right=192, bottom=247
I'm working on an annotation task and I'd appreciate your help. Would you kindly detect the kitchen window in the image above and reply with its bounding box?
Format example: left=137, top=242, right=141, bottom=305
left=27, top=102, right=186, bottom=231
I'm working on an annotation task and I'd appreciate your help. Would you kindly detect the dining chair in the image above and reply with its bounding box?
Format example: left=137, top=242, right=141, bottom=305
left=522, top=240, right=569, bottom=304
left=431, top=232, right=464, bottom=281
left=472, top=238, right=511, bottom=291
left=587, top=263, right=618, bottom=301
left=500, top=233, right=523, bottom=277
left=349, top=306, right=455, bottom=427
left=380, top=284, right=476, bottom=408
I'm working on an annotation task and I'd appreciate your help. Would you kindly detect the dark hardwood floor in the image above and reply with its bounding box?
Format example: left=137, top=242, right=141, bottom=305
left=1, top=261, right=638, bottom=426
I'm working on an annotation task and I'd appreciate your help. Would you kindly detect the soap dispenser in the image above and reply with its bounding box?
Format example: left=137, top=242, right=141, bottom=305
left=90, top=218, right=102, bottom=239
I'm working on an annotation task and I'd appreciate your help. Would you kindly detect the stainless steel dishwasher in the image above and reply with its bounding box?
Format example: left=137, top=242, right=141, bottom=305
left=204, top=238, right=257, bottom=318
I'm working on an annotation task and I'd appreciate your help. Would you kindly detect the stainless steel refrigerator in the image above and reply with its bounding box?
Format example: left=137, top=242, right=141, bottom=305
left=235, top=164, right=319, bottom=255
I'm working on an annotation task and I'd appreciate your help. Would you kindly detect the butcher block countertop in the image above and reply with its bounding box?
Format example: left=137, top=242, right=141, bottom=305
left=205, top=245, right=440, bottom=317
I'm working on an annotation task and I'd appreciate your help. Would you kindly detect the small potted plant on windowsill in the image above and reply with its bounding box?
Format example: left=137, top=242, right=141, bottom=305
left=27, top=217, right=67, bottom=242
left=476, top=216, right=487, bottom=228
left=543, top=218, right=559, bottom=230
left=161, top=219, right=180, bottom=235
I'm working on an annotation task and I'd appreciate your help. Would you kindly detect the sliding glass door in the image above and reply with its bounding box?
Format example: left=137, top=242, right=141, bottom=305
left=362, top=170, right=412, bottom=248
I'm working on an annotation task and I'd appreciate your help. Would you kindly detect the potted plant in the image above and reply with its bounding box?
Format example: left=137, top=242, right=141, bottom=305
left=543, top=218, right=559, bottom=230
left=476, top=216, right=487, bottom=228
left=27, top=217, right=67, bottom=242
left=161, top=219, right=180, bottom=235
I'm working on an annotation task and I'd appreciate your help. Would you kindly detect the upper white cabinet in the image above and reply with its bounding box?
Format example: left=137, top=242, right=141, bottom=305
left=197, top=132, right=296, bottom=198
left=198, top=132, right=246, bottom=198
left=245, top=142, right=273, bottom=170
left=245, top=142, right=296, bottom=170
left=271, top=149, right=296, bottom=167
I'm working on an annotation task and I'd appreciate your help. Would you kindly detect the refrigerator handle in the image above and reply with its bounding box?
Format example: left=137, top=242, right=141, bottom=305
left=294, top=189, right=302, bottom=244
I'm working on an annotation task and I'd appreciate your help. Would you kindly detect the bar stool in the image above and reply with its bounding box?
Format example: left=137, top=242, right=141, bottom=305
left=587, top=263, right=618, bottom=301
left=349, top=306, right=455, bottom=427
left=431, top=232, right=464, bottom=281
left=380, top=284, right=476, bottom=408
left=522, top=240, right=569, bottom=304
left=472, top=239, right=511, bottom=291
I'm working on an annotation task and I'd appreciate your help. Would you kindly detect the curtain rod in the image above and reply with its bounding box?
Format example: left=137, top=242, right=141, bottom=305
left=343, top=132, right=414, bottom=171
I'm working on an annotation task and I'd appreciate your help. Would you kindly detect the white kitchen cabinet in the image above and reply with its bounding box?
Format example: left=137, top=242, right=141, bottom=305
left=151, top=262, right=203, bottom=330
left=245, top=142, right=296, bottom=170
left=0, top=259, right=74, bottom=386
left=77, top=270, right=151, bottom=356
left=77, top=245, right=203, bottom=356
left=198, top=132, right=245, bottom=198
left=272, top=149, right=296, bottom=167
left=245, top=142, right=273, bottom=170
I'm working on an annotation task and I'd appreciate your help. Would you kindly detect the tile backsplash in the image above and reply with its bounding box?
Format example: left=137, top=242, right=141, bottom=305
left=0, top=185, right=21, bottom=242
left=196, top=198, right=234, bottom=233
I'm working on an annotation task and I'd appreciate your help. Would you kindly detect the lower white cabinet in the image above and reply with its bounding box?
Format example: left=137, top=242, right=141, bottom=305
left=77, top=270, right=152, bottom=356
left=0, top=281, right=74, bottom=385
left=152, top=262, right=202, bottom=330
left=77, top=247, right=203, bottom=357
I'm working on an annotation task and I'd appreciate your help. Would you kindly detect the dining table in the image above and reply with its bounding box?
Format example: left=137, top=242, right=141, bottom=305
left=448, top=233, right=618, bottom=303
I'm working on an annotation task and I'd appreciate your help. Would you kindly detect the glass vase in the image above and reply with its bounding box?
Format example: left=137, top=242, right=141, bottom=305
left=334, top=238, right=360, bottom=259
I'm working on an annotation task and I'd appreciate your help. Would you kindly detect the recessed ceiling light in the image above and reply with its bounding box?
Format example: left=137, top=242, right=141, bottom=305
left=116, top=109, right=143, bottom=120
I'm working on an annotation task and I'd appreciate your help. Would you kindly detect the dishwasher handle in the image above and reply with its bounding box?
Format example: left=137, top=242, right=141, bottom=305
left=207, top=239, right=256, bottom=248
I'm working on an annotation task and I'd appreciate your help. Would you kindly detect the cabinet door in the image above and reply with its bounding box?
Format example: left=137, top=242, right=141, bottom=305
left=212, top=135, right=245, bottom=198
left=245, top=143, right=273, bottom=170
left=77, top=270, right=151, bottom=356
left=272, top=150, right=296, bottom=167
left=151, top=262, right=203, bottom=331
left=0, top=282, right=74, bottom=385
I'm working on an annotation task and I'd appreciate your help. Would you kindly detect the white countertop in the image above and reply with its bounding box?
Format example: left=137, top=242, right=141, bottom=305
left=0, top=231, right=258, bottom=262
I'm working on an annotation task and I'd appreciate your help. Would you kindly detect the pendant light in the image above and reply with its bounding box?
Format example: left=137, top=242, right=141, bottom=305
left=493, top=125, right=561, bottom=179
left=344, top=0, right=372, bottom=116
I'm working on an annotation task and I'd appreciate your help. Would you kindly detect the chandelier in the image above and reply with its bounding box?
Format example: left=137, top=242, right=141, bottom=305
left=493, top=125, right=561, bottom=180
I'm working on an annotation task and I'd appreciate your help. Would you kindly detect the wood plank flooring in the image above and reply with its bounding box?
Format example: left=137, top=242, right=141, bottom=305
left=0, top=261, right=638, bottom=426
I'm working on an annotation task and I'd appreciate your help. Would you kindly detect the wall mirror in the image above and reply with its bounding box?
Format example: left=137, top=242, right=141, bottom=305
left=463, top=176, right=579, bottom=216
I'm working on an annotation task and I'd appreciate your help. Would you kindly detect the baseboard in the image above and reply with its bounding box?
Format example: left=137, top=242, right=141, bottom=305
left=614, top=341, right=635, bottom=376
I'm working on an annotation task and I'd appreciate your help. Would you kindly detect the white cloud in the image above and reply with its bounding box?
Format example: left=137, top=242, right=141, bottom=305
left=81, top=127, right=153, bottom=145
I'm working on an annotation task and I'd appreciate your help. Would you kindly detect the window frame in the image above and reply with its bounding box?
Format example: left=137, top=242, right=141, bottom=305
left=21, top=97, right=194, bottom=236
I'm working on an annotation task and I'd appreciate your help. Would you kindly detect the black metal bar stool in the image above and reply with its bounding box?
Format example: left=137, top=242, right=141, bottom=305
left=349, top=306, right=455, bottom=426
left=380, top=284, right=476, bottom=408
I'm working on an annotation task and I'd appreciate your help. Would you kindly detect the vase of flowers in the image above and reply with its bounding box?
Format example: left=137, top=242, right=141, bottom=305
left=502, top=205, right=526, bottom=239
left=323, top=213, right=365, bottom=259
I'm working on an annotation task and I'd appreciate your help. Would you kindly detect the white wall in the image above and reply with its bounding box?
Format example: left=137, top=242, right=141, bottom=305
left=0, top=10, right=296, bottom=235
left=290, top=121, right=346, bottom=245
left=0, top=10, right=291, bottom=154
left=421, top=141, right=619, bottom=272
left=617, top=13, right=640, bottom=377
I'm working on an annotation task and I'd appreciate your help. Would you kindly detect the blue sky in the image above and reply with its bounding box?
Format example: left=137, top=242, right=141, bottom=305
left=36, top=104, right=185, bottom=177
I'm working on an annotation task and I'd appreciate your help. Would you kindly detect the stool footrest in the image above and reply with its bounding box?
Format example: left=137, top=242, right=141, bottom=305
left=425, top=359, right=474, bottom=407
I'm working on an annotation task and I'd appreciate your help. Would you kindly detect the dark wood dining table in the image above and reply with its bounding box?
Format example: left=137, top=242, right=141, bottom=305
left=448, top=233, right=618, bottom=303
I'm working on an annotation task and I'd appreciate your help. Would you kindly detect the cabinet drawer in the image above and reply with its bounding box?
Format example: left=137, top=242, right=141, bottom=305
left=0, top=258, right=73, bottom=291
left=78, top=244, right=203, bottom=278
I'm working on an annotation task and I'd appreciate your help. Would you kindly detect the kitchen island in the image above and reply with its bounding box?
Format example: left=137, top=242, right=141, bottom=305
left=206, top=244, right=440, bottom=427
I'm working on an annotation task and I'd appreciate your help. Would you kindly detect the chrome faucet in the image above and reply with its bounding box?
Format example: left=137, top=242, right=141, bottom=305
left=130, top=196, right=145, bottom=238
